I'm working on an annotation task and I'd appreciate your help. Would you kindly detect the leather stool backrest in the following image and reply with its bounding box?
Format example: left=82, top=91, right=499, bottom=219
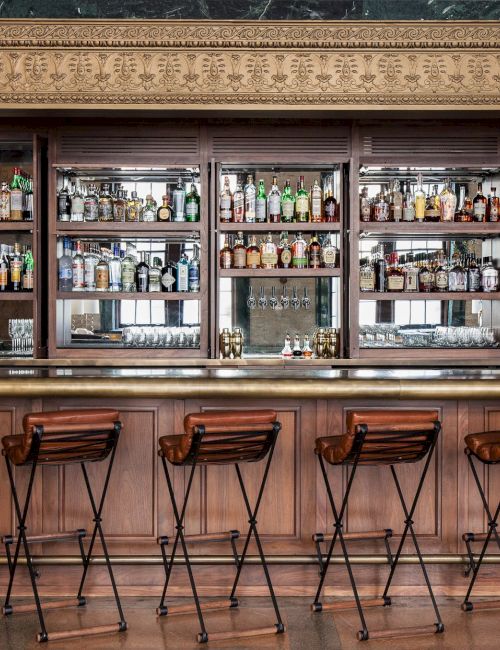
left=180, top=410, right=279, bottom=465
left=343, top=410, right=440, bottom=465
left=13, top=409, right=121, bottom=466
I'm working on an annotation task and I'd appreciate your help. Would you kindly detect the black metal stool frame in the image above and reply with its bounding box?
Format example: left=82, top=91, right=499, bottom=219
left=462, top=447, right=500, bottom=611
left=313, top=421, right=444, bottom=641
left=157, top=422, right=285, bottom=644
left=2, top=422, right=126, bottom=643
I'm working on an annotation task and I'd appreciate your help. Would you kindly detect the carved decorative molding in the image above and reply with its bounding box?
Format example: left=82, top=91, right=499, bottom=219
left=0, top=19, right=499, bottom=109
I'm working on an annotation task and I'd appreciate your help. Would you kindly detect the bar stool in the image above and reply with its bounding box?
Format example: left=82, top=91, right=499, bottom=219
left=462, top=431, right=500, bottom=612
left=156, top=409, right=285, bottom=644
left=1, top=409, right=126, bottom=643
left=312, top=409, right=444, bottom=642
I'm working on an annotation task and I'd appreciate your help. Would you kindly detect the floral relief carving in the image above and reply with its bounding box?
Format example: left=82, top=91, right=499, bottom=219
left=0, top=20, right=498, bottom=108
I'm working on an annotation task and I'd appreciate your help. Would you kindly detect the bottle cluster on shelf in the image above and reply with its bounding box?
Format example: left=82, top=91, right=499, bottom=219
left=219, top=174, right=339, bottom=224
left=57, top=238, right=200, bottom=294
left=219, top=231, right=338, bottom=270
left=360, top=246, right=498, bottom=293
left=219, top=327, right=244, bottom=359
left=360, top=174, right=498, bottom=223
left=0, top=243, right=34, bottom=292
left=280, top=329, right=339, bottom=359
left=57, top=178, right=200, bottom=223
left=0, top=168, right=34, bottom=222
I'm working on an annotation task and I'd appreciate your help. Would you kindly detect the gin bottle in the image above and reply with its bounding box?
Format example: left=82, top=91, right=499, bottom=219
left=267, top=175, right=281, bottom=223
left=256, top=179, right=267, bottom=223
left=172, top=177, right=186, bottom=222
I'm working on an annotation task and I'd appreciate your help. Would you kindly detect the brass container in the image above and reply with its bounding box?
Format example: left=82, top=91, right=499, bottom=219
left=219, top=328, right=232, bottom=359
left=327, top=328, right=339, bottom=359
left=231, top=327, right=244, bottom=359
left=314, top=328, right=326, bottom=359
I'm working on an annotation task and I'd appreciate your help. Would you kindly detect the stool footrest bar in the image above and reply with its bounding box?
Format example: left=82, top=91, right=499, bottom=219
left=157, top=599, right=238, bottom=616
left=463, top=599, right=500, bottom=611
left=157, top=531, right=240, bottom=546
left=38, top=622, right=126, bottom=643
left=198, top=624, right=285, bottom=643
left=359, top=624, right=443, bottom=641
left=2, top=530, right=86, bottom=545
left=315, top=597, right=389, bottom=612
left=4, top=598, right=86, bottom=615
left=463, top=532, right=488, bottom=543
left=313, top=529, right=392, bottom=543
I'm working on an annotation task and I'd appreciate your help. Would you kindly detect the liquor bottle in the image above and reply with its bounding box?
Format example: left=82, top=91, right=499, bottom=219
left=121, top=245, right=137, bottom=292
left=111, top=188, right=126, bottom=222
left=281, top=333, right=293, bottom=358
left=473, top=182, right=487, bottom=222
left=246, top=235, right=260, bottom=269
left=488, top=187, right=500, bottom=222
left=232, top=180, right=245, bottom=223
left=0, top=248, right=8, bottom=291
left=83, top=184, right=98, bottom=222
left=278, top=232, right=292, bottom=269
left=418, top=258, right=434, bottom=293
left=172, top=177, right=186, bottom=222
left=176, top=253, right=189, bottom=292
left=439, top=179, right=456, bottom=222
left=391, top=180, right=403, bottom=222
left=9, top=169, right=23, bottom=222
left=244, top=174, right=256, bottom=223
left=188, top=245, right=200, bottom=292
left=220, top=234, right=233, bottom=269
left=24, top=177, right=33, bottom=222
left=58, top=237, right=73, bottom=291
left=148, top=256, right=162, bottom=293
left=219, top=176, right=232, bottom=222
left=161, top=259, right=176, bottom=292
left=404, top=253, right=419, bottom=292
left=308, top=233, right=321, bottom=269
left=22, top=248, right=34, bottom=291
left=434, top=253, right=449, bottom=292
left=97, top=184, right=113, bottom=222
left=136, top=252, right=149, bottom=292
left=281, top=179, right=295, bottom=223
left=302, top=335, right=313, bottom=358
left=374, top=245, right=386, bottom=292
left=157, top=194, right=172, bottom=222
left=256, top=179, right=267, bottom=223
left=423, top=185, right=438, bottom=222
left=291, top=232, right=308, bottom=269
left=481, top=257, right=498, bottom=292
left=373, top=188, right=389, bottom=222
left=267, top=175, right=281, bottom=223
left=0, top=182, right=10, bottom=221
left=310, top=179, right=323, bottom=223
left=70, top=181, right=84, bottom=222
left=108, top=244, right=122, bottom=292
left=185, top=183, right=200, bottom=222
left=9, top=243, right=22, bottom=291
left=83, top=243, right=99, bottom=291
left=126, top=191, right=141, bottom=222
left=142, top=194, right=157, bottom=222
left=321, top=233, right=338, bottom=268
left=295, top=176, right=309, bottom=222
left=71, top=240, right=85, bottom=291
left=463, top=189, right=474, bottom=222
left=402, top=181, right=415, bottom=222
left=359, top=257, right=375, bottom=292
left=58, top=179, right=71, bottom=222
left=233, top=231, right=246, bottom=269
left=414, top=173, right=426, bottom=222
left=259, top=233, right=278, bottom=270
left=448, top=254, right=467, bottom=292
left=95, top=250, right=110, bottom=292
left=467, top=255, right=481, bottom=292
left=292, top=334, right=302, bottom=357
left=359, top=186, right=371, bottom=222
left=323, top=180, right=338, bottom=223
left=386, top=252, right=404, bottom=292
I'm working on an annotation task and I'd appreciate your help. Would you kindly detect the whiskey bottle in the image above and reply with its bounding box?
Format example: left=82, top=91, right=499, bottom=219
left=267, top=175, right=281, bottom=223
left=0, top=182, right=10, bottom=221
left=418, top=258, right=434, bottom=293
left=310, top=179, right=323, bottom=223
left=404, top=254, right=419, bottom=292
left=121, top=245, right=137, bottom=292
left=488, top=187, right=500, bottom=222
left=278, top=232, right=292, bottom=269
left=71, top=240, right=85, bottom=291
left=439, top=179, right=456, bottom=222
left=308, top=233, right=321, bottom=269
left=70, top=181, right=85, bottom=222
left=219, top=234, right=233, bottom=269
left=295, top=176, right=309, bottom=222
left=373, top=188, right=389, bottom=222
left=467, top=255, right=481, bottom=292
left=391, top=180, right=403, bottom=222
left=126, top=191, right=141, bottom=222
left=24, top=176, right=33, bottom=222
left=414, top=173, right=426, bottom=222
left=246, top=235, right=260, bottom=269
left=402, top=181, right=415, bottom=222
left=185, top=183, right=200, bottom=222
left=98, top=183, right=113, bottom=222
left=244, top=174, right=256, bottom=223
left=188, top=245, right=200, bottom=292
left=321, top=233, right=338, bottom=268
left=95, top=250, right=110, bottom=292
left=176, top=254, right=189, bottom=292
left=434, top=253, right=449, bottom=292
left=291, top=232, right=308, bottom=269
left=481, top=257, right=498, bottom=292
left=232, top=180, right=244, bottom=223
left=424, top=185, right=439, bottom=222
left=260, top=233, right=278, bottom=269
left=386, top=252, right=404, bottom=292
left=113, top=188, right=127, bottom=222
left=172, top=177, right=186, bottom=222
left=233, top=231, right=247, bottom=269
left=157, top=194, right=172, bottom=222
left=83, top=184, right=98, bottom=222
left=374, top=246, right=386, bottom=292
left=219, top=176, right=233, bottom=223
left=359, top=186, right=371, bottom=222
left=136, top=252, right=149, bottom=292
left=448, top=254, right=467, bottom=292
left=0, top=248, right=8, bottom=291
left=281, top=179, right=295, bottom=223
left=9, top=169, right=23, bottom=222
left=256, top=180, right=267, bottom=223
left=324, top=178, right=338, bottom=223
left=359, top=257, right=375, bottom=292
left=473, top=182, right=487, bottom=222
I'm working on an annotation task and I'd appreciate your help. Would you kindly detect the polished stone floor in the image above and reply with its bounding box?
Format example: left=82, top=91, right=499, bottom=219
left=0, top=596, right=499, bottom=649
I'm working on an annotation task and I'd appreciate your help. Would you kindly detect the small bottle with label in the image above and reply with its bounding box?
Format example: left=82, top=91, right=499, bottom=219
left=310, top=179, right=323, bottom=223
left=98, top=183, right=113, bottom=222
left=308, top=233, right=321, bottom=269
left=488, top=187, right=500, bottom=222
left=373, top=188, right=389, bottom=222
left=255, top=180, right=267, bottom=223
left=324, top=177, right=338, bottom=222
left=386, top=252, right=404, bottom=292
left=172, top=177, right=186, bottom=222
left=246, top=235, right=261, bottom=269
left=185, top=183, right=200, bottom=222
left=473, top=182, right=487, bottom=222
left=267, top=176, right=281, bottom=223
left=188, top=244, right=200, bottom=292
left=414, top=173, right=426, bottom=222
left=176, top=253, right=189, bottom=292
left=278, top=232, right=292, bottom=269
left=467, top=255, right=481, bottom=292
left=148, top=257, right=162, bottom=293
left=321, top=233, right=338, bottom=269
left=359, top=186, right=371, bottom=222
left=281, top=180, right=295, bottom=223
left=135, top=252, right=149, bottom=293
left=295, top=176, right=309, bottom=222
left=481, top=257, right=498, bottom=292
left=232, top=180, right=245, bottom=223
left=0, top=182, right=10, bottom=221
left=434, top=254, right=449, bottom=292
left=402, top=181, right=415, bottom=222
left=359, top=257, right=375, bottom=292
left=403, top=254, right=419, bottom=292
left=57, top=180, right=71, bottom=222
left=244, top=174, right=256, bottom=223
left=260, top=233, right=278, bottom=269
left=142, top=194, right=157, bottom=222
left=113, top=188, right=127, bottom=222
left=291, top=232, right=308, bottom=269
left=71, top=240, right=85, bottom=291
left=84, top=184, right=99, bottom=222
left=219, top=176, right=232, bottom=222
left=157, top=194, right=172, bottom=222
left=391, top=180, right=403, bottom=222
left=219, top=234, right=233, bottom=269
left=70, top=181, right=85, bottom=222
left=302, top=335, right=313, bottom=358
left=161, top=259, right=176, bottom=293
left=281, top=333, right=293, bottom=358
left=233, top=232, right=247, bottom=269
left=95, top=250, right=110, bottom=292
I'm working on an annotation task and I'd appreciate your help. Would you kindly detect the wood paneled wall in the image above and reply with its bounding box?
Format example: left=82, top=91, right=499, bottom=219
left=0, top=396, right=498, bottom=597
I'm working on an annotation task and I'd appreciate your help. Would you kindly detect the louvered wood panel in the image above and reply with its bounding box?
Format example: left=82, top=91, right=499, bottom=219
left=363, top=135, right=498, bottom=157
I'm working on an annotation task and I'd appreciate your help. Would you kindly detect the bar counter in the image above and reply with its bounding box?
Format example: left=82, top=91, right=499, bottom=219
left=0, top=365, right=498, bottom=599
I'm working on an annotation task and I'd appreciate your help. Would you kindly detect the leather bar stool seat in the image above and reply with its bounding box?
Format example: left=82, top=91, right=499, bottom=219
left=464, top=431, right=500, bottom=462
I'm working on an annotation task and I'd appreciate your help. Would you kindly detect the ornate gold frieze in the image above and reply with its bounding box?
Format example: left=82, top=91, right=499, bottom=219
left=0, top=19, right=499, bottom=109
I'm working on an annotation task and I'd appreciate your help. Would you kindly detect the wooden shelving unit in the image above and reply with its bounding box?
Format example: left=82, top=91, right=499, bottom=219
left=359, top=291, right=496, bottom=301
left=220, top=268, right=340, bottom=278
left=359, top=222, right=500, bottom=236
left=56, top=222, right=201, bottom=234
left=0, top=292, right=34, bottom=301
left=57, top=291, right=200, bottom=301
left=218, top=222, right=341, bottom=232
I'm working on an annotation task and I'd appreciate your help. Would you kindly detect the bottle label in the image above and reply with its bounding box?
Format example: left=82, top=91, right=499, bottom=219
left=292, top=242, right=307, bottom=267
left=261, top=248, right=278, bottom=267
left=282, top=201, right=294, bottom=220
left=219, top=196, right=231, bottom=222
left=374, top=204, right=389, bottom=222
left=469, top=269, right=481, bottom=291
left=419, top=271, right=433, bottom=289
left=256, top=198, right=267, bottom=222
left=482, top=271, right=498, bottom=292
left=233, top=247, right=246, bottom=268
left=96, top=267, right=109, bottom=290
left=435, top=271, right=448, bottom=290
left=402, top=206, right=415, bottom=222
left=162, top=271, right=176, bottom=290
left=295, top=196, right=308, bottom=216
left=0, top=196, right=9, bottom=220
left=280, top=248, right=292, bottom=267
left=360, top=200, right=371, bottom=221
left=244, top=196, right=256, bottom=222
left=186, top=202, right=199, bottom=220
left=59, top=266, right=72, bottom=281
left=98, top=199, right=113, bottom=221
left=72, top=262, right=85, bottom=289
left=268, top=195, right=280, bottom=218
left=322, top=246, right=337, bottom=267
left=439, top=200, right=454, bottom=222
left=84, top=200, right=98, bottom=221
left=113, top=204, right=126, bottom=222
left=177, top=266, right=189, bottom=291
left=325, top=201, right=337, bottom=221
left=188, top=266, right=200, bottom=291
left=58, top=195, right=69, bottom=218
left=404, top=271, right=419, bottom=292
left=415, top=196, right=426, bottom=220
left=489, top=204, right=499, bottom=222
left=10, top=190, right=23, bottom=218
left=137, top=269, right=148, bottom=292
left=233, top=195, right=244, bottom=222
left=387, top=275, right=404, bottom=291
left=71, top=197, right=85, bottom=218
left=360, top=273, right=375, bottom=291
left=246, top=250, right=260, bottom=267
left=23, top=270, right=34, bottom=291
left=309, top=251, right=321, bottom=268
left=474, top=203, right=486, bottom=220
left=311, top=197, right=322, bottom=220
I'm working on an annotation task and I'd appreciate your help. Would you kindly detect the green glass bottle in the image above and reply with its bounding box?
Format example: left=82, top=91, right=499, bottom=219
left=185, top=182, right=200, bottom=222
left=281, top=179, right=295, bottom=223
left=255, top=179, right=267, bottom=223
left=295, top=175, right=309, bottom=222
